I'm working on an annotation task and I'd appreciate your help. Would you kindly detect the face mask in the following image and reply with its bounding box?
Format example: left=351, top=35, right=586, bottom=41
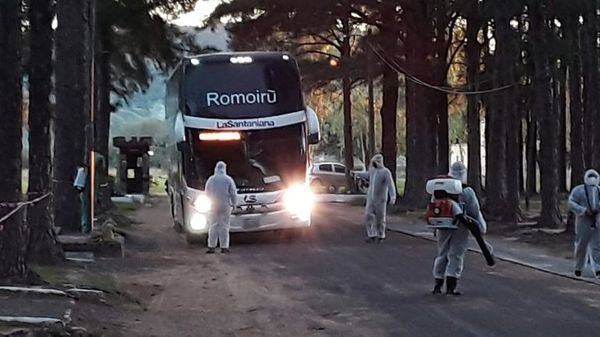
left=585, top=172, right=599, bottom=186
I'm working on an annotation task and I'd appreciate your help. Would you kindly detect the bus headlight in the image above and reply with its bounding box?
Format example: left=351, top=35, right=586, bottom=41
left=284, top=184, right=313, bottom=221
left=190, top=213, right=207, bottom=231
left=193, top=195, right=211, bottom=213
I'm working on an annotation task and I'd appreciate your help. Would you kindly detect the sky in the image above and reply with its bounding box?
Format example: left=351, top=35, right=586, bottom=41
left=172, top=0, right=222, bottom=27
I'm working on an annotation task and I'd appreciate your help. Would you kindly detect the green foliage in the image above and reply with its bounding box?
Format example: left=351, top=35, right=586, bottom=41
left=307, top=82, right=408, bottom=163
left=97, top=0, right=199, bottom=102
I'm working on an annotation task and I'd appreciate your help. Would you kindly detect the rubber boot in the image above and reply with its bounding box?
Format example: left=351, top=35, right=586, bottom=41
left=432, top=278, right=444, bottom=294
left=446, top=277, right=461, bottom=296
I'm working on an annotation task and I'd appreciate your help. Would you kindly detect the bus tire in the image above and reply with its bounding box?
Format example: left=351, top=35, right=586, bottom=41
left=173, top=220, right=184, bottom=233
left=185, top=232, right=206, bottom=245
left=287, top=227, right=308, bottom=241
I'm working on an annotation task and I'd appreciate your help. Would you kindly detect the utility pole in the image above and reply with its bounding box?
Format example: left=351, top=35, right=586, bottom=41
left=367, top=29, right=375, bottom=160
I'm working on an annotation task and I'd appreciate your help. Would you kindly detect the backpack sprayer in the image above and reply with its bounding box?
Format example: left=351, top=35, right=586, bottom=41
left=426, top=176, right=496, bottom=267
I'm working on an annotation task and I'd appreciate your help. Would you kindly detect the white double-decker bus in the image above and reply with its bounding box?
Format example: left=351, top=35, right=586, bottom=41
left=166, top=52, right=320, bottom=244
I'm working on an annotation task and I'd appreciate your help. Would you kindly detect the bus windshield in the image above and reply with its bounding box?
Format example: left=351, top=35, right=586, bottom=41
left=183, top=124, right=307, bottom=192
left=183, top=59, right=304, bottom=119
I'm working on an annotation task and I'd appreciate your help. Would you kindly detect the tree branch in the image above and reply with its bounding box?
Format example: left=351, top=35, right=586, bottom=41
left=349, top=6, right=381, bottom=28
left=445, top=37, right=467, bottom=73
left=296, top=50, right=340, bottom=59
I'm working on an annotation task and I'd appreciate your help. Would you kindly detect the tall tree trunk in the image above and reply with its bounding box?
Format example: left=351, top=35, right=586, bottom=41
left=531, top=2, right=562, bottom=228
left=95, top=49, right=112, bottom=211
left=380, top=68, right=399, bottom=186
left=505, top=87, right=521, bottom=222
left=505, top=66, right=521, bottom=222
left=567, top=13, right=585, bottom=189
left=569, top=65, right=585, bottom=188
left=340, top=12, right=354, bottom=192
left=433, top=4, right=449, bottom=174
left=501, top=6, right=521, bottom=223
left=484, top=15, right=509, bottom=220
left=402, top=3, right=438, bottom=208
left=367, top=38, right=376, bottom=161
left=404, top=80, right=437, bottom=208
left=592, top=1, right=600, bottom=168
left=27, top=0, right=64, bottom=264
left=0, top=0, right=28, bottom=284
left=342, top=74, right=354, bottom=191
left=435, top=84, right=449, bottom=173
left=525, top=107, right=538, bottom=199
left=378, top=3, right=400, bottom=192
left=465, top=9, right=483, bottom=195
left=583, top=5, right=598, bottom=168
left=54, top=0, right=93, bottom=231
left=554, top=66, right=567, bottom=192
left=518, top=117, right=525, bottom=193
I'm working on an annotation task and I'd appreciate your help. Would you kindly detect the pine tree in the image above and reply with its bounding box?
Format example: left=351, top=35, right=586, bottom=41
left=27, top=0, right=64, bottom=263
left=531, top=0, right=562, bottom=228
left=0, top=0, right=29, bottom=284
left=54, top=0, right=94, bottom=231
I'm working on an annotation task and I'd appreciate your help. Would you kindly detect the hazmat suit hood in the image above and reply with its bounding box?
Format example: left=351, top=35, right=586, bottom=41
left=370, top=154, right=384, bottom=169
left=584, top=169, right=600, bottom=186
left=214, top=161, right=227, bottom=175
left=449, top=162, right=467, bottom=184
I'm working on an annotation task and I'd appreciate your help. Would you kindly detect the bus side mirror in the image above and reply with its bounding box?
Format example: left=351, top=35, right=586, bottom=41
left=174, top=112, right=186, bottom=143
left=306, top=106, right=320, bottom=145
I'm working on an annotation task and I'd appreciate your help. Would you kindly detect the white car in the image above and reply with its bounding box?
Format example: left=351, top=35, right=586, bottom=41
left=308, top=162, right=368, bottom=193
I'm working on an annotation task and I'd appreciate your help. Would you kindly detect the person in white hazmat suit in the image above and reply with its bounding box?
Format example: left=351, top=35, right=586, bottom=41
left=205, top=161, right=238, bottom=254
left=365, top=154, right=397, bottom=243
left=568, top=169, right=600, bottom=278
left=432, top=162, right=487, bottom=295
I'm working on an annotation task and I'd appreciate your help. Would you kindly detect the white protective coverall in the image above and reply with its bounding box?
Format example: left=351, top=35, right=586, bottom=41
left=206, top=161, right=238, bottom=249
left=568, top=169, right=600, bottom=275
left=433, top=162, right=487, bottom=279
left=365, top=154, right=397, bottom=239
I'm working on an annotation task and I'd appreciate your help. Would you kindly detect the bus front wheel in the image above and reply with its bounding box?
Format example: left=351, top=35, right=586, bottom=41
left=173, top=221, right=184, bottom=233
left=185, top=232, right=206, bottom=245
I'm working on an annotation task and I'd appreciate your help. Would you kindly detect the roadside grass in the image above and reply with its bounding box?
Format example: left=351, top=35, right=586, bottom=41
left=149, top=175, right=167, bottom=197
left=114, top=202, right=142, bottom=211
left=31, top=265, right=119, bottom=294
left=31, top=264, right=140, bottom=305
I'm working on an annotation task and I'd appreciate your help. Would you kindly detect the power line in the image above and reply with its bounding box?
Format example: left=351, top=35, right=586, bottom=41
left=367, top=42, right=541, bottom=96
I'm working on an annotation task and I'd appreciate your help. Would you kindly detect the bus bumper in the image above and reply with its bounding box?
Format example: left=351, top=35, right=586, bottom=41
left=183, top=208, right=311, bottom=235
left=229, top=210, right=311, bottom=233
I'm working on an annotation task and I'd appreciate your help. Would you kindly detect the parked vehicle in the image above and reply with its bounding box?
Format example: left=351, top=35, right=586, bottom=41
left=309, top=162, right=368, bottom=194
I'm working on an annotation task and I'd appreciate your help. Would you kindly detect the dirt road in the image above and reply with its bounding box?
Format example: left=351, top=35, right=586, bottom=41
left=99, top=198, right=600, bottom=337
